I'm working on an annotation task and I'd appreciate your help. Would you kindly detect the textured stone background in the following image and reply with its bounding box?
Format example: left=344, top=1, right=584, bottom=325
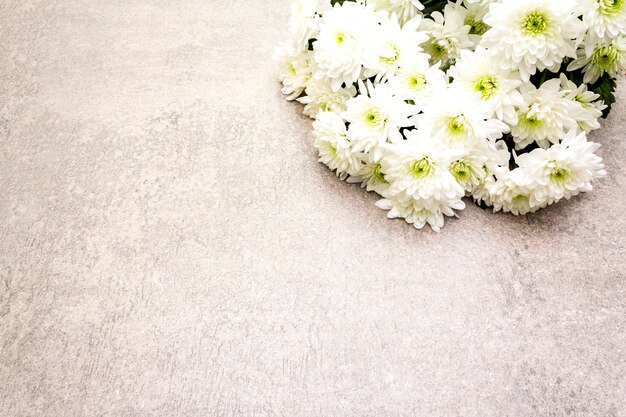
left=1, top=1, right=625, bottom=416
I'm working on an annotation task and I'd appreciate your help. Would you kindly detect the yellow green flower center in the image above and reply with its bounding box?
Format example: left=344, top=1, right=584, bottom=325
left=522, top=11, right=549, bottom=35
left=408, top=73, right=427, bottom=92
left=592, top=43, right=619, bottom=70
left=474, top=75, right=498, bottom=99
left=365, top=109, right=384, bottom=126
left=450, top=160, right=473, bottom=183
left=327, top=143, right=337, bottom=157
left=410, top=158, right=434, bottom=179
left=600, top=0, right=623, bottom=15
left=447, top=115, right=466, bottom=134
left=381, top=44, right=400, bottom=64
left=466, top=15, right=488, bottom=35
left=336, top=32, right=346, bottom=45
left=512, top=195, right=529, bottom=205
left=523, top=113, right=543, bottom=127
left=427, top=42, right=449, bottom=63
left=550, top=164, right=570, bottom=183
left=371, top=163, right=387, bottom=184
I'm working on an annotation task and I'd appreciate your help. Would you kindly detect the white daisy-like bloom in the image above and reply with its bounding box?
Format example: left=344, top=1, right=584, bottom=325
left=360, top=0, right=425, bottom=26
left=347, top=152, right=390, bottom=195
left=274, top=41, right=312, bottom=100
left=364, top=15, right=429, bottom=81
left=559, top=74, right=606, bottom=134
left=449, top=137, right=511, bottom=194
left=511, top=79, right=580, bottom=150
left=297, top=78, right=357, bottom=118
left=578, top=0, right=626, bottom=49
left=312, top=111, right=363, bottom=180
left=420, top=3, right=478, bottom=68
left=490, top=172, right=542, bottom=215
left=481, top=0, right=587, bottom=82
left=567, top=36, right=626, bottom=84
left=375, top=132, right=466, bottom=231
left=448, top=151, right=489, bottom=193
left=312, top=2, right=384, bottom=91
left=343, top=80, right=417, bottom=158
left=412, top=88, right=509, bottom=148
left=375, top=190, right=466, bottom=232
left=381, top=133, right=465, bottom=201
left=514, top=130, right=606, bottom=207
left=288, top=0, right=324, bottom=50
left=449, top=46, right=524, bottom=124
left=391, top=57, right=448, bottom=108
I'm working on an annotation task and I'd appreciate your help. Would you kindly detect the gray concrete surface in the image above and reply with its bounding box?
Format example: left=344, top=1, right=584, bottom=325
left=1, top=1, right=625, bottom=416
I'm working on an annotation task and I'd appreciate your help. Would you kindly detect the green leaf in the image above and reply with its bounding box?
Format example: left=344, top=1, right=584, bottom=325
left=591, top=74, right=617, bottom=118
left=421, top=0, right=449, bottom=16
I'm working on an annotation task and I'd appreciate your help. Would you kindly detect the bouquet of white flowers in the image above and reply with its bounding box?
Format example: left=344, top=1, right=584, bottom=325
left=276, top=0, right=625, bottom=231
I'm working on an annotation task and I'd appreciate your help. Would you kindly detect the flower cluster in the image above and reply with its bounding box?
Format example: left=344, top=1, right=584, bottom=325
left=276, top=0, right=623, bottom=231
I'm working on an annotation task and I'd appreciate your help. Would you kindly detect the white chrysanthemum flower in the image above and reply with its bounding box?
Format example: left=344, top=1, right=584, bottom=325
left=511, top=79, right=580, bottom=150
left=412, top=88, right=509, bottom=148
left=312, top=2, right=383, bottom=91
left=567, top=36, right=626, bottom=84
left=578, top=0, right=626, bottom=48
left=392, top=57, right=448, bottom=108
left=559, top=74, right=606, bottom=133
left=450, top=46, right=524, bottom=124
left=298, top=79, right=357, bottom=118
left=343, top=81, right=417, bottom=158
left=288, top=0, right=324, bottom=50
left=490, top=172, right=542, bottom=215
left=381, top=133, right=465, bottom=200
left=274, top=41, right=312, bottom=100
left=376, top=190, right=466, bottom=232
left=420, top=3, right=478, bottom=68
left=347, top=152, right=390, bottom=195
left=364, top=15, right=429, bottom=81
left=514, top=130, right=606, bottom=207
left=375, top=132, right=466, bottom=232
left=448, top=153, right=488, bottom=193
left=481, top=0, right=586, bottom=82
left=313, top=111, right=363, bottom=180
left=360, top=0, right=425, bottom=26
left=448, top=137, right=510, bottom=194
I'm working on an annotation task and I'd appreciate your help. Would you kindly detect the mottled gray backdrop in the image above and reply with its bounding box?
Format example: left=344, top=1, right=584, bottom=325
left=0, top=1, right=624, bottom=416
